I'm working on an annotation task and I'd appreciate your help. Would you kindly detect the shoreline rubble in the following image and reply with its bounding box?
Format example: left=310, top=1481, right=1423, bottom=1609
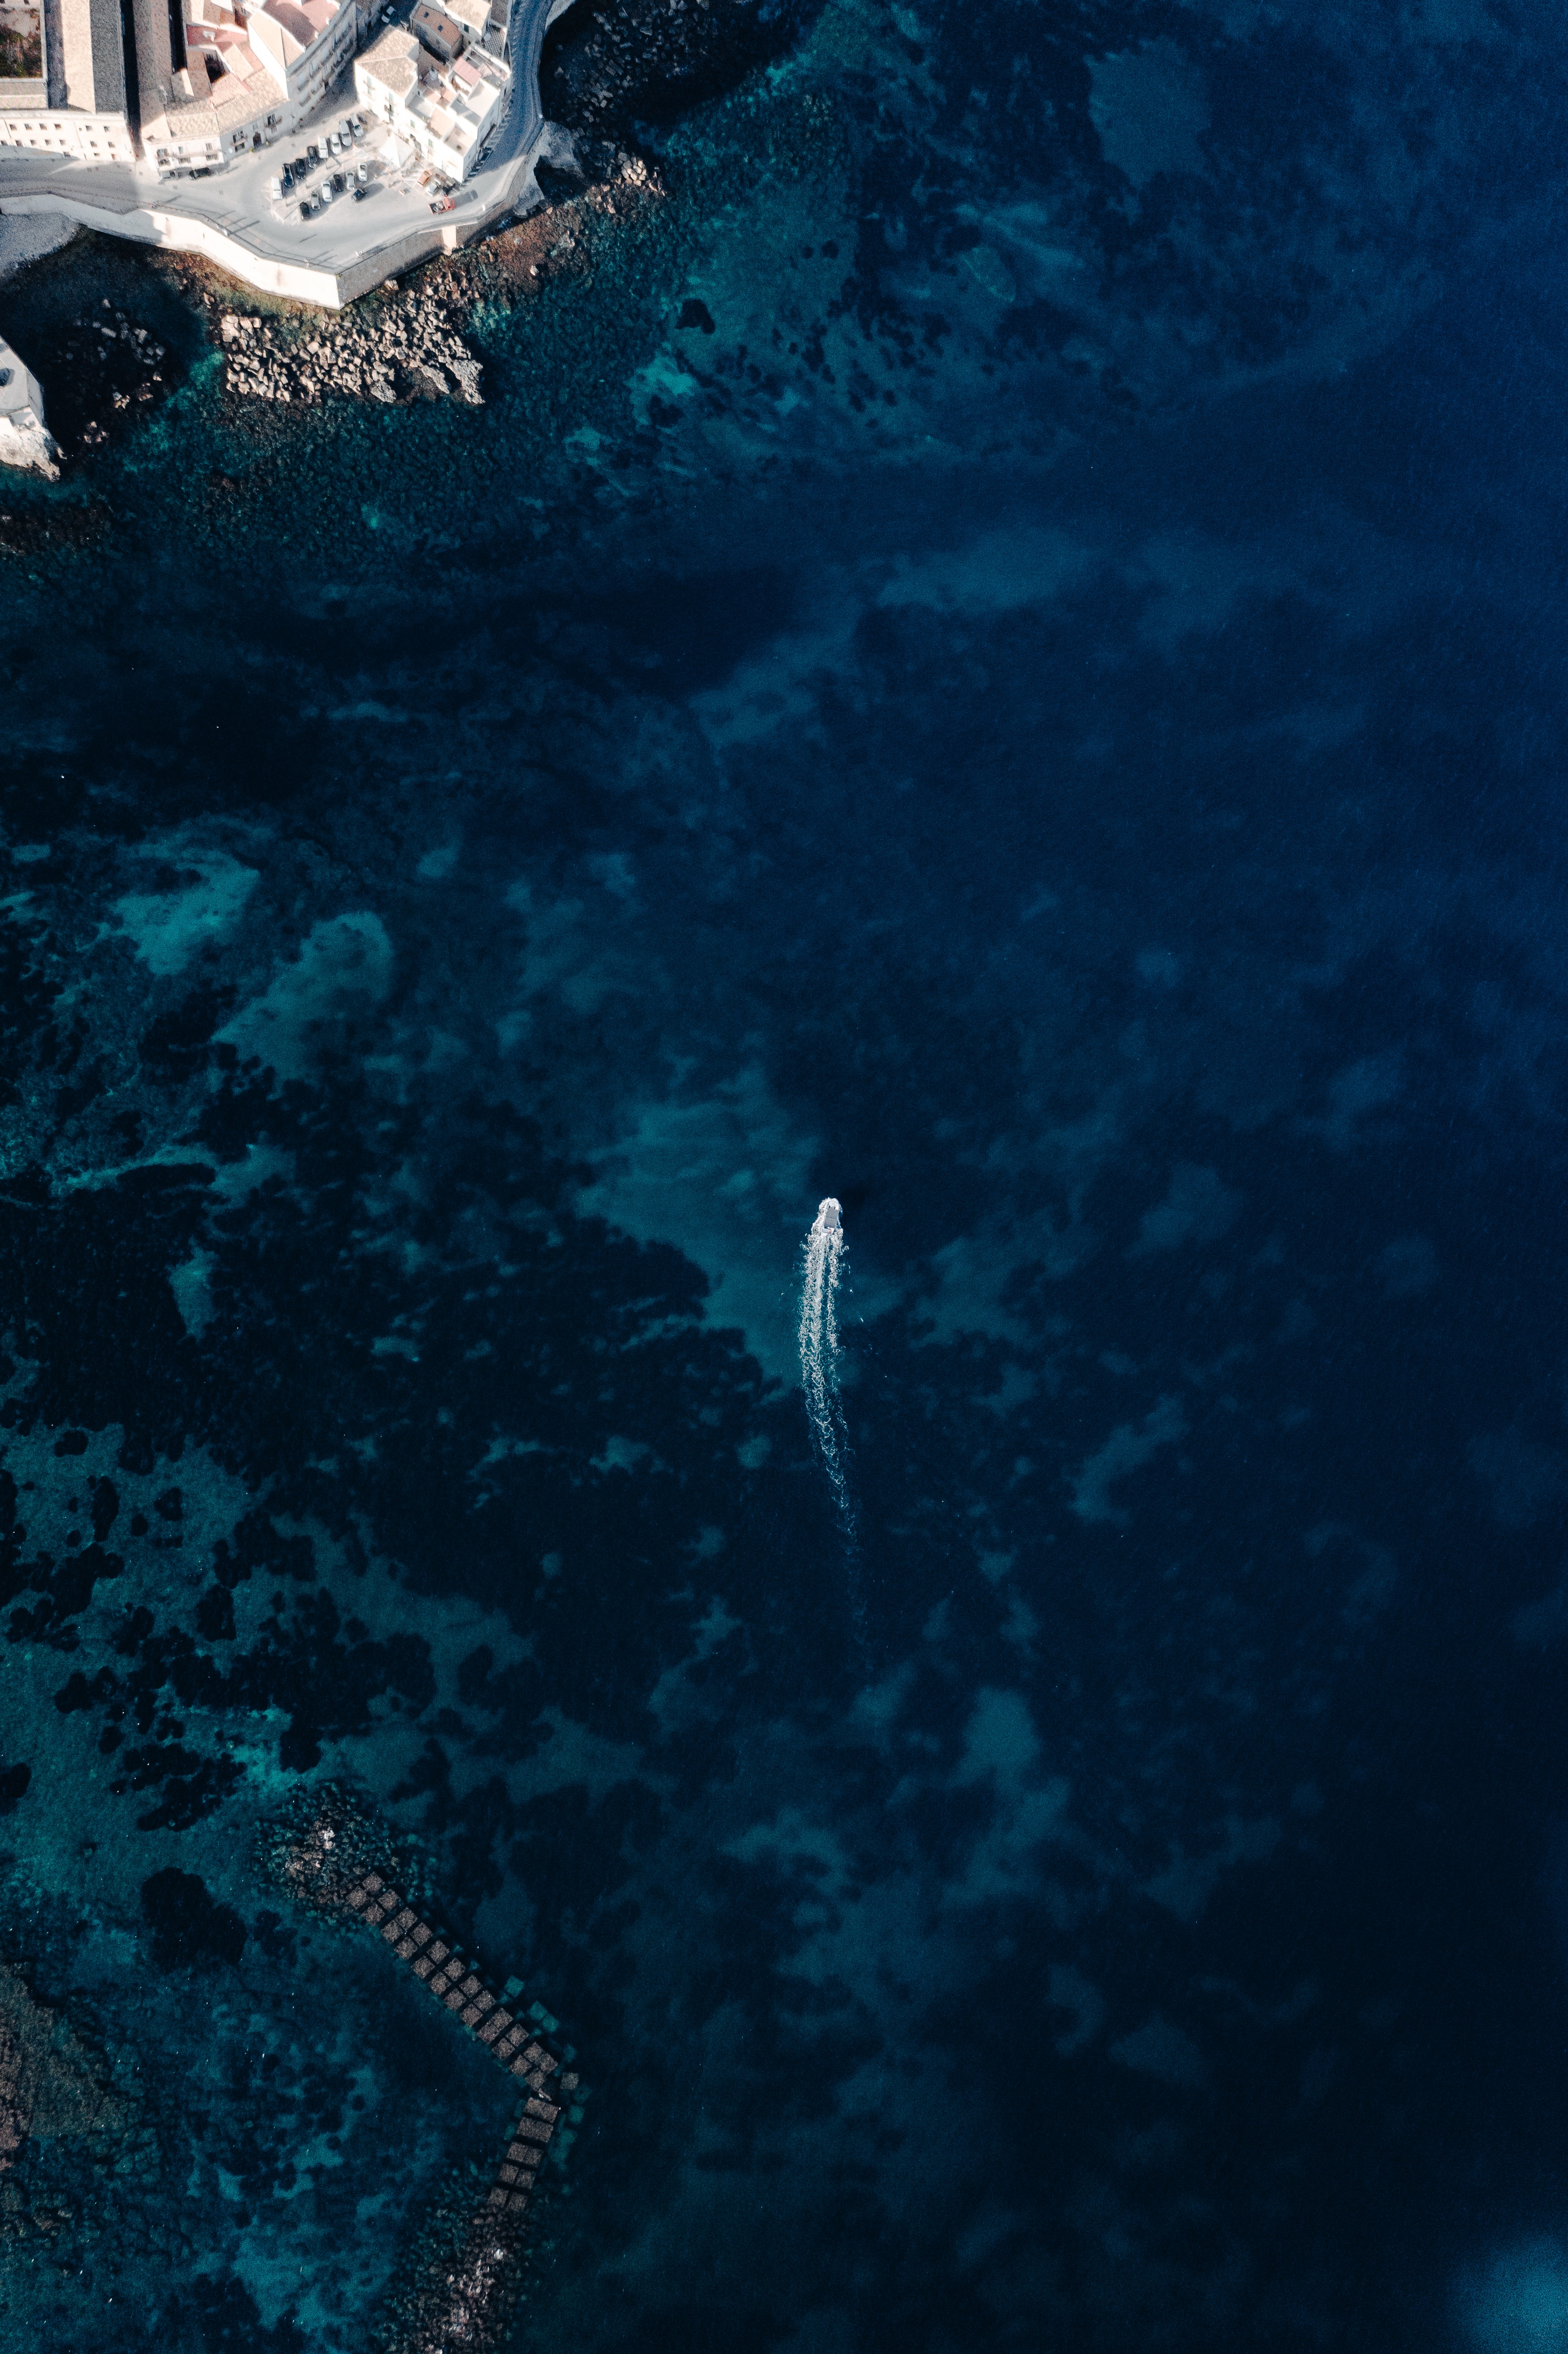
left=221, top=289, right=484, bottom=406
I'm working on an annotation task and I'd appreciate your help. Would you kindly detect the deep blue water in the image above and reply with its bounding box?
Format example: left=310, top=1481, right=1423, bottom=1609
left=3, top=0, right=1568, bottom=2347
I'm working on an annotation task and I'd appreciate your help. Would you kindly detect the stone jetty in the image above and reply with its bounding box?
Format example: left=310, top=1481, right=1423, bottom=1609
left=261, top=1788, right=588, bottom=2353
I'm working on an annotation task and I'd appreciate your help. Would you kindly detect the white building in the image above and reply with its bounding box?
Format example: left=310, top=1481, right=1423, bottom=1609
left=354, top=18, right=505, bottom=182
left=0, top=85, right=137, bottom=160
left=0, top=330, right=57, bottom=474
left=140, top=0, right=357, bottom=174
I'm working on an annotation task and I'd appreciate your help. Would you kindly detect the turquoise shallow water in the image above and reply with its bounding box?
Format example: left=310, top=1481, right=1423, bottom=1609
left=5, top=1, right=1568, bottom=2348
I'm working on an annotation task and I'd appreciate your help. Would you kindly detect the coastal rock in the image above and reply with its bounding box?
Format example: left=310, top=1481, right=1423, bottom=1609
left=219, top=294, right=484, bottom=412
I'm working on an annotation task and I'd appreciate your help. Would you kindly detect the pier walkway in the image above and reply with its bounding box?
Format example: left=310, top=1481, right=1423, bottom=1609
left=261, top=1788, right=591, bottom=2351
left=345, top=1865, right=587, bottom=2234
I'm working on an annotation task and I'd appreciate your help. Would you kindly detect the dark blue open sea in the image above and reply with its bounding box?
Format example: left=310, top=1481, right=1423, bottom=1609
left=3, top=0, right=1568, bottom=2346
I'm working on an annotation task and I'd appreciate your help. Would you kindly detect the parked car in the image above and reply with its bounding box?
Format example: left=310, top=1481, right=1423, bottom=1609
left=266, top=174, right=284, bottom=200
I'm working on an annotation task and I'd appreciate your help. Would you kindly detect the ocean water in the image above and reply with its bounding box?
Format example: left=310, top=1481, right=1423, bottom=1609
left=3, top=0, right=1568, bottom=2346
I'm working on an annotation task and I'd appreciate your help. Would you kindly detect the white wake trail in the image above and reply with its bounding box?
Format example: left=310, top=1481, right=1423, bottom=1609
left=800, top=1197, right=856, bottom=1546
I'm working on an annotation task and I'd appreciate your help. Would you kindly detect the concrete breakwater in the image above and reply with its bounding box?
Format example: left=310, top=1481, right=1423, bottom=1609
left=220, top=286, right=483, bottom=407
left=262, top=1790, right=588, bottom=2354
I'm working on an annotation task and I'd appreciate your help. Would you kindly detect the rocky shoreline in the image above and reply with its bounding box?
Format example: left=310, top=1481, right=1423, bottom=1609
left=221, top=286, right=484, bottom=408
left=213, top=148, right=662, bottom=414
left=0, top=145, right=666, bottom=489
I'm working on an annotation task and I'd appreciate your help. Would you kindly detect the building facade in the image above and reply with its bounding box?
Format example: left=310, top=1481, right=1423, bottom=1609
left=0, top=86, right=137, bottom=159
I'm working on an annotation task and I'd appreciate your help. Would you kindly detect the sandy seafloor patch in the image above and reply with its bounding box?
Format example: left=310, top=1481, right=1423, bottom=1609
left=3, top=0, right=1568, bottom=2349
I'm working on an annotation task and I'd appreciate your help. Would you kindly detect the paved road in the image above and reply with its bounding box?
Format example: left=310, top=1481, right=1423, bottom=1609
left=0, top=0, right=563, bottom=291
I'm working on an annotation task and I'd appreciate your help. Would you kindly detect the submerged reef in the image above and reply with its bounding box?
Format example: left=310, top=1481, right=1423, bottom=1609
left=0, top=1960, right=128, bottom=2173
left=541, top=0, right=820, bottom=143
left=0, top=1932, right=152, bottom=2300
left=263, top=1786, right=588, bottom=2351
left=52, top=302, right=172, bottom=454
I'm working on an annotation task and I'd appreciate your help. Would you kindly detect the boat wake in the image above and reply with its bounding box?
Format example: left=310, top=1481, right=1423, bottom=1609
left=800, top=1197, right=857, bottom=1555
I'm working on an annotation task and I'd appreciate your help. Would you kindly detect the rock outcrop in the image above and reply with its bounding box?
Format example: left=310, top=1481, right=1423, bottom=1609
left=221, top=288, right=483, bottom=409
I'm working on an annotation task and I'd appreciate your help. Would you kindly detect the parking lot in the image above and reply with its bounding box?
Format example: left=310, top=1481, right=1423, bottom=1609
left=197, top=92, right=485, bottom=271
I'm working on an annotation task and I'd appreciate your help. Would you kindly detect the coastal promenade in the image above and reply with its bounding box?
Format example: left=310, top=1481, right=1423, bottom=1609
left=0, top=0, right=575, bottom=307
